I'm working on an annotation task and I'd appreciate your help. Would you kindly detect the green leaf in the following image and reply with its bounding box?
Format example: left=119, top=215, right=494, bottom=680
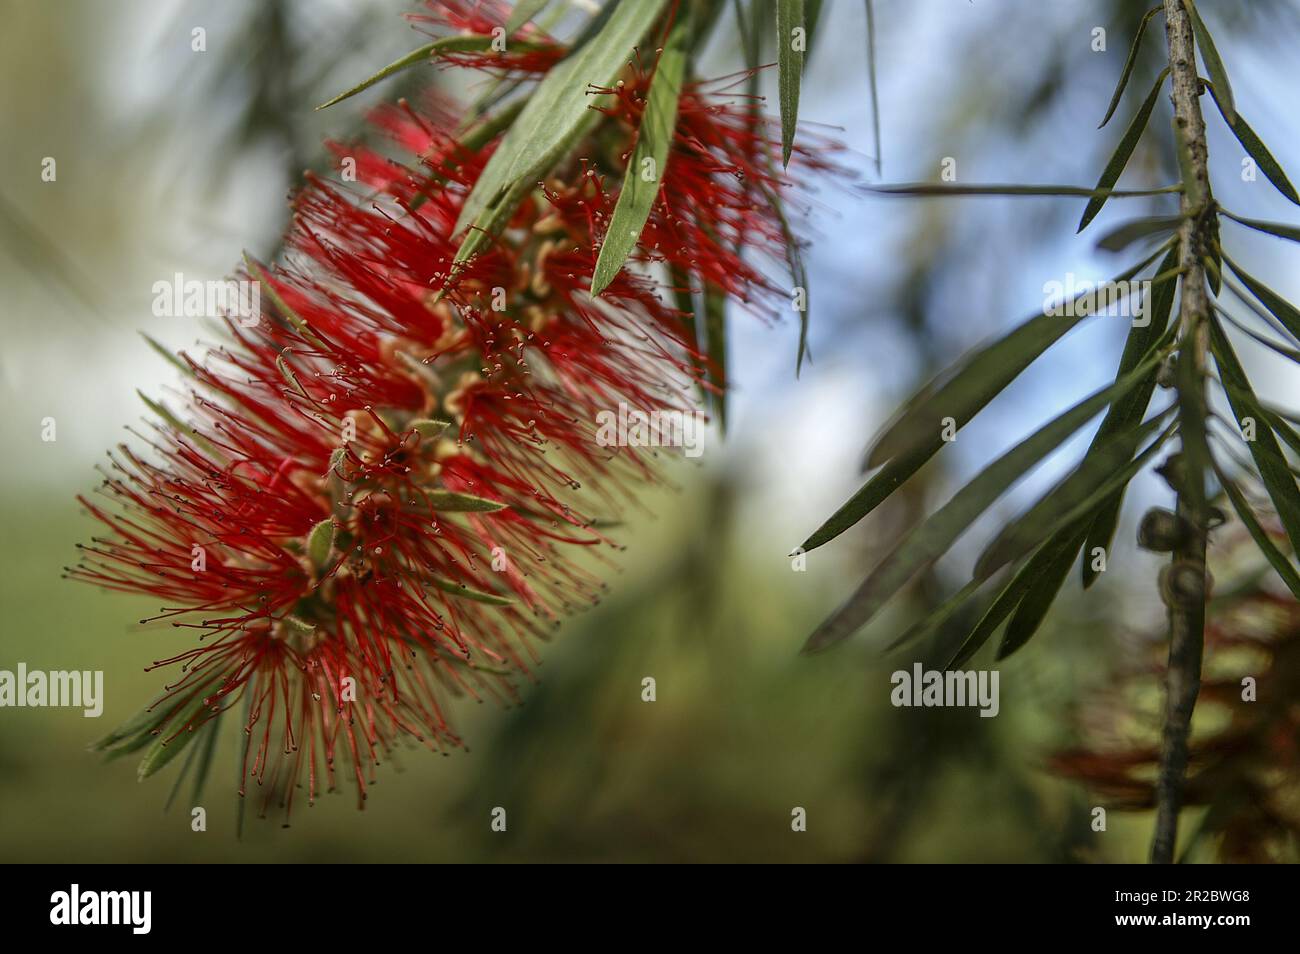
left=453, top=0, right=669, bottom=254
left=425, top=490, right=508, bottom=513
left=864, top=244, right=1171, bottom=470
left=753, top=178, right=810, bottom=374
left=137, top=685, right=219, bottom=781
left=317, top=35, right=551, bottom=111
left=995, top=527, right=1083, bottom=660
left=1083, top=242, right=1182, bottom=587
left=1215, top=304, right=1300, bottom=364
left=1221, top=208, right=1300, bottom=245
left=506, top=0, right=550, bottom=36
left=946, top=529, right=1083, bottom=669
left=888, top=577, right=985, bottom=654
left=188, top=712, right=223, bottom=804
left=868, top=183, right=1179, bottom=199
left=777, top=0, right=804, bottom=168
left=1183, top=0, right=1233, bottom=124
left=91, top=691, right=174, bottom=752
left=799, top=436, right=940, bottom=552
left=805, top=0, right=825, bottom=52
left=1210, top=317, right=1300, bottom=555
left=800, top=355, right=1160, bottom=654
left=139, top=333, right=192, bottom=377
left=1078, top=68, right=1170, bottom=232
left=590, top=11, right=688, bottom=295
left=243, top=255, right=327, bottom=350
left=1098, top=6, right=1162, bottom=128
left=801, top=248, right=1175, bottom=553
left=1222, top=252, right=1300, bottom=344
left=1215, top=463, right=1300, bottom=600
left=865, top=0, right=881, bottom=176
left=409, top=101, right=528, bottom=211
left=1095, top=214, right=1184, bottom=253
left=1204, top=83, right=1299, bottom=206
left=426, top=575, right=515, bottom=606
left=703, top=283, right=728, bottom=434
left=976, top=410, right=1174, bottom=578
left=307, top=518, right=334, bottom=570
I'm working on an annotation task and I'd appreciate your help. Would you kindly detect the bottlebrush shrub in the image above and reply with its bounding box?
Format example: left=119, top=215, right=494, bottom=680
left=68, top=0, right=837, bottom=824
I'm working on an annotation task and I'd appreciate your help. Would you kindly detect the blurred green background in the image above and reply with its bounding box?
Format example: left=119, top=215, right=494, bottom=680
left=3, top=0, right=1299, bottom=863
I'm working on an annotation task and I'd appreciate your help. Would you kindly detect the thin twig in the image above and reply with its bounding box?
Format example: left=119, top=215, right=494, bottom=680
left=1151, top=0, right=1213, bottom=865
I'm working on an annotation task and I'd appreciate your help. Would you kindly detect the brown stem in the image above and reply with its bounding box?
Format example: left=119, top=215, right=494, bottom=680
left=1151, top=0, right=1213, bottom=865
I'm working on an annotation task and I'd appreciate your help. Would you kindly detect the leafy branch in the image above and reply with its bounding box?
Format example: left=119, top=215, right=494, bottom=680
left=798, top=0, right=1300, bottom=864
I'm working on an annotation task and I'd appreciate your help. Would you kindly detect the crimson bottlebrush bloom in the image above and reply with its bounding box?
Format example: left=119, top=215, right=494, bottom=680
left=71, top=1, right=836, bottom=824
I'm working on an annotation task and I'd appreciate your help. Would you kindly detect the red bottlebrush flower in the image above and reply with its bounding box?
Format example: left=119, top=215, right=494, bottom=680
left=72, top=3, right=838, bottom=824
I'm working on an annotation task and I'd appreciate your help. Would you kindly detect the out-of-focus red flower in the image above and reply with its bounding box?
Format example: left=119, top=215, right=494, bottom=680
left=1051, top=524, right=1300, bottom=862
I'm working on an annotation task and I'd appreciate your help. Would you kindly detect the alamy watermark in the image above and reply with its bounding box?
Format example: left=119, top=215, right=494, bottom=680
left=50, top=885, right=150, bottom=934
left=152, top=272, right=260, bottom=325
left=1043, top=273, right=1151, bottom=326
left=0, top=663, right=103, bottom=717
left=595, top=402, right=705, bottom=458
left=890, top=663, right=999, bottom=718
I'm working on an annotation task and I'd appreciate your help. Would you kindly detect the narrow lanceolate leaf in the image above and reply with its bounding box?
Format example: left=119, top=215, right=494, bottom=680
left=243, top=256, right=327, bottom=350
left=865, top=0, right=881, bottom=176
left=1210, top=318, right=1300, bottom=555
left=307, top=517, right=334, bottom=570
left=1216, top=464, right=1300, bottom=600
left=453, top=0, right=668, bottom=251
left=1218, top=306, right=1300, bottom=364
left=137, top=685, right=219, bottom=781
left=702, top=282, right=729, bottom=433
left=777, top=0, right=804, bottom=168
left=140, top=333, right=193, bottom=377
left=1083, top=242, right=1182, bottom=587
left=425, top=490, right=508, bottom=513
left=996, top=525, right=1087, bottom=660
left=1096, top=214, right=1184, bottom=253
left=977, top=411, right=1174, bottom=578
left=863, top=245, right=1171, bottom=470
left=136, top=391, right=218, bottom=457
left=1204, top=83, right=1299, bottom=205
left=317, top=35, right=551, bottom=110
left=1183, top=0, right=1233, bottom=124
left=754, top=178, right=810, bottom=374
left=506, top=0, right=550, bottom=36
left=799, top=436, right=941, bottom=552
left=800, top=358, right=1158, bottom=654
left=187, top=713, right=222, bottom=805
left=1224, top=253, right=1300, bottom=344
left=1099, top=6, right=1162, bottom=128
left=1078, top=68, right=1170, bottom=232
left=409, top=100, right=527, bottom=210
left=426, top=575, right=515, bottom=606
left=669, top=264, right=707, bottom=400
left=1221, top=209, right=1300, bottom=245
left=91, top=690, right=174, bottom=752
left=800, top=249, right=1174, bottom=554
left=868, top=183, right=1178, bottom=199
left=590, top=13, right=688, bottom=295
left=888, top=577, right=985, bottom=654
left=946, top=527, right=1084, bottom=669
left=804, top=0, right=825, bottom=52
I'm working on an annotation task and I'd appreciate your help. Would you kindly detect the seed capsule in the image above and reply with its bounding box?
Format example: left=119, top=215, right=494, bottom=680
left=1138, top=507, right=1191, bottom=552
